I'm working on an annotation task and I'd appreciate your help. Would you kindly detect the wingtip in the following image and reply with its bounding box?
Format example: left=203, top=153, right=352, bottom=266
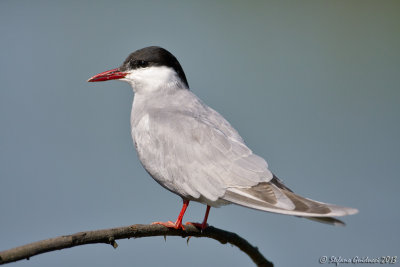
left=349, top=207, right=359, bottom=215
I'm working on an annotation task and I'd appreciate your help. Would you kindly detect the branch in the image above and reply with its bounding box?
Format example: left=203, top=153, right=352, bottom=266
left=0, top=224, right=273, bottom=267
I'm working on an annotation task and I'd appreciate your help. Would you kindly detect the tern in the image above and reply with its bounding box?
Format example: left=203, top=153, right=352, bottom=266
left=88, top=46, right=358, bottom=229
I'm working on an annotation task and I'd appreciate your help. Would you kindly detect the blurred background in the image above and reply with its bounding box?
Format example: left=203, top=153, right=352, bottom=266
left=1, top=1, right=399, bottom=266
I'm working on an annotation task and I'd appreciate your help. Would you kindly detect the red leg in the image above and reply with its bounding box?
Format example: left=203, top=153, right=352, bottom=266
left=186, top=205, right=211, bottom=230
left=152, top=199, right=189, bottom=230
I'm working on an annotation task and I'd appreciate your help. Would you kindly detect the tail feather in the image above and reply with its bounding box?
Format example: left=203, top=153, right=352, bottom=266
left=223, top=175, right=358, bottom=225
left=304, top=216, right=346, bottom=226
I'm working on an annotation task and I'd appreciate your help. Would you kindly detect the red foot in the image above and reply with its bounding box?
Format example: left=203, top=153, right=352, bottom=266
left=186, top=222, right=209, bottom=230
left=186, top=205, right=211, bottom=230
left=151, top=199, right=190, bottom=230
left=152, top=201, right=211, bottom=232
left=152, top=221, right=185, bottom=230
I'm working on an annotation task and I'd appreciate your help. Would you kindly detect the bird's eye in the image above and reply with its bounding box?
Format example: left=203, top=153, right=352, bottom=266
left=131, top=60, right=148, bottom=68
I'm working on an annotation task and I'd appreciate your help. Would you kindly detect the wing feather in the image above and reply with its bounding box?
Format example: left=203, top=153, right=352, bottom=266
left=134, top=102, right=272, bottom=204
left=132, top=91, right=358, bottom=222
left=223, top=175, right=358, bottom=218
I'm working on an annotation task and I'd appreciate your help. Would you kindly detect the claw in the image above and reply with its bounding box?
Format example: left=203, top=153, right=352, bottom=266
left=151, top=201, right=211, bottom=232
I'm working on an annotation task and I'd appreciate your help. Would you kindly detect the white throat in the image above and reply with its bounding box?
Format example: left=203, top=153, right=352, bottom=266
left=121, top=66, right=187, bottom=94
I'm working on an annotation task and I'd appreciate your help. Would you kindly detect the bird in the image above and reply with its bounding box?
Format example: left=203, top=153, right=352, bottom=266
left=88, top=46, right=358, bottom=229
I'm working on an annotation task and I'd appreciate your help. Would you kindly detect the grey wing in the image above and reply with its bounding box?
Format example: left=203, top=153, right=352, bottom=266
left=138, top=100, right=357, bottom=221
left=202, top=104, right=357, bottom=220
left=140, top=108, right=273, bottom=205
left=224, top=175, right=358, bottom=224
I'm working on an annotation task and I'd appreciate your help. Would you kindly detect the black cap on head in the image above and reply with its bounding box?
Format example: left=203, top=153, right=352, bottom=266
left=119, top=46, right=189, bottom=88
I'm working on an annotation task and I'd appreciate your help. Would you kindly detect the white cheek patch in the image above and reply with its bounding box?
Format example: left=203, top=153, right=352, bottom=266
left=122, top=66, right=183, bottom=93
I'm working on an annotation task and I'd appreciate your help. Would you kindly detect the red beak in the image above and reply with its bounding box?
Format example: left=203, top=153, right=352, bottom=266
left=87, top=68, right=128, bottom=82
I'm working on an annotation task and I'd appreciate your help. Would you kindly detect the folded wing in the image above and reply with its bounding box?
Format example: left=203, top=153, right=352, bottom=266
left=223, top=175, right=358, bottom=225
left=141, top=94, right=357, bottom=224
